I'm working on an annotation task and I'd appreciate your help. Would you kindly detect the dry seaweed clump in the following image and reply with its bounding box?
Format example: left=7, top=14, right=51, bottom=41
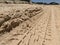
left=0, top=6, right=43, bottom=35
left=25, top=7, right=43, bottom=18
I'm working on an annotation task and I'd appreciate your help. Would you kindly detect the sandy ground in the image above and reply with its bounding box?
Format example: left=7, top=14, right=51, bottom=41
left=0, top=4, right=60, bottom=45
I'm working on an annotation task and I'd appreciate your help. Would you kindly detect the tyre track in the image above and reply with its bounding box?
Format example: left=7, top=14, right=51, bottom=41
left=17, top=7, right=51, bottom=45
left=53, top=6, right=60, bottom=45
left=42, top=12, right=51, bottom=45
left=17, top=12, right=45, bottom=45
